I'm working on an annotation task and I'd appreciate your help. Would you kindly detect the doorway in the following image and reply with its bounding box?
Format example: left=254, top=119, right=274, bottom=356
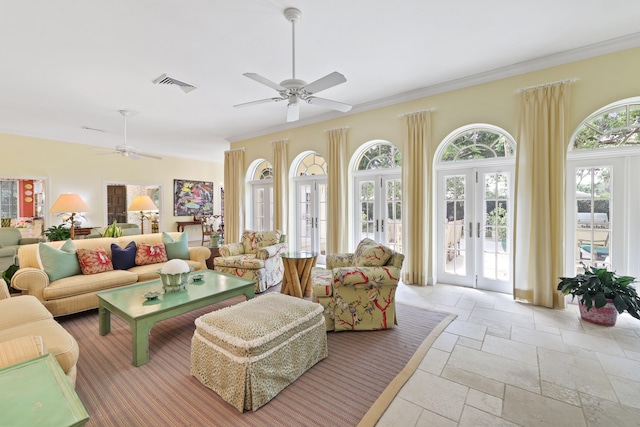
left=107, top=185, right=127, bottom=224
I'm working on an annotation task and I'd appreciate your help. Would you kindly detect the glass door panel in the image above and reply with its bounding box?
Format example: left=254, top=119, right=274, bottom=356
left=355, top=175, right=402, bottom=254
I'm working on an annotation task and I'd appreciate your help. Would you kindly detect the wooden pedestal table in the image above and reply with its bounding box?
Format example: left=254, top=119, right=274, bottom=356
left=281, top=251, right=318, bottom=298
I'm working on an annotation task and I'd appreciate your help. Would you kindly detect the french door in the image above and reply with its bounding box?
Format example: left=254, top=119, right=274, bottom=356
left=436, top=166, right=513, bottom=293
left=295, top=179, right=327, bottom=264
left=354, top=173, right=402, bottom=253
left=251, top=182, right=273, bottom=232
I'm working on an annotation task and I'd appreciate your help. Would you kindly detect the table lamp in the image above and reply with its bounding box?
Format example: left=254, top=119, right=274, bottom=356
left=49, top=194, right=89, bottom=239
left=128, top=195, right=158, bottom=234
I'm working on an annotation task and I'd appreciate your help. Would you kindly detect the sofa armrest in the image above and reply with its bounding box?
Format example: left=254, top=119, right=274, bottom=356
left=19, top=237, right=43, bottom=245
left=0, top=336, right=46, bottom=369
left=332, top=266, right=401, bottom=288
left=0, top=247, right=16, bottom=257
left=256, top=242, right=288, bottom=260
left=11, top=268, right=49, bottom=302
left=326, top=253, right=355, bottom=269
left=188, top=246, right=212, bottom=270
left=219, top=242, right=244, bottom=257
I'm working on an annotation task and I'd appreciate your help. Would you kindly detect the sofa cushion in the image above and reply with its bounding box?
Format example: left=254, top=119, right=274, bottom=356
left=162, top=231, right=189, bottom=260
left=213, top=254, right=266, bottom=269
left=111, top=241, right=137, bottom=270
left=42, top=270, right=138, bottom=300
left=135, top=242, right=168, bottom=265
left=39, top=240, right=82, bottom=282
left=353, top=241, right=392, bottom=267
left=77, top=247, right=114, bottom=275
left=0, top=295, right=52, bottom=330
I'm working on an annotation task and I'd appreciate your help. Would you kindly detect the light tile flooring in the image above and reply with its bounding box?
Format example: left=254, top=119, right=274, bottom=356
left=377, top=283, right=640, bottom=426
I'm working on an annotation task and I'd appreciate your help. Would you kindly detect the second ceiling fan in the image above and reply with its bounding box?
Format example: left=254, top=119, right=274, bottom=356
left=234, top=7, right=352, bottom=122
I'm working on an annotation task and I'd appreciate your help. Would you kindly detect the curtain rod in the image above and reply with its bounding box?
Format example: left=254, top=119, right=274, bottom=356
left=515, top=77, right=579, bottom=93
left=398, top=108, right=436, bottom=118
left=224, top=147, right=245, bottom=153
left=324, top=126, right=350, bottom=133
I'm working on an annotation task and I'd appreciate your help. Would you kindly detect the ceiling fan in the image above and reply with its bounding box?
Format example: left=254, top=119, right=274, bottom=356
left=234, top=7, right=352, bottom=122
left=93, top=110, right=162, bottom=160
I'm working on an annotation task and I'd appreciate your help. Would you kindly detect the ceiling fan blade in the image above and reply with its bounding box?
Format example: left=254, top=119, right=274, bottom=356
left=307, top=96, right=352, bottom=113
left=287, top=102, right=300, bottom=122
left=233, top=97, right=282, bottom=108
left=303, top=72, right=347, bottom=95
left=243, top=73, right=285, bottom=91
left=135, top=152, right=163, bottom=160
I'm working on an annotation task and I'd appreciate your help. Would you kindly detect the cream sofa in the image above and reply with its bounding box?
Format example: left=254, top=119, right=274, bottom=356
left=12, top=232, right=210, bottom=316
left=0, top=281, right=79, bottom=387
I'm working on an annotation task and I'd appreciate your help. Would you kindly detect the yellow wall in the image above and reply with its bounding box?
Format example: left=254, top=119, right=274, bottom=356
left=0, top=133, right=224, bottom=235
left=232, top=46, right=640, bottom=168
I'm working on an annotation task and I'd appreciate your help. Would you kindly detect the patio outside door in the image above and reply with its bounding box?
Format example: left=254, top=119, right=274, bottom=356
left=436, top=166, right=513, bottom=293
left=295, top=179, right=327, bottom=265
left=355, top=174, right=402, bottom=253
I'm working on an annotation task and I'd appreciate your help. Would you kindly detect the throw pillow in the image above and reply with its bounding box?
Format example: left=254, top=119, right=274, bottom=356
left=135, top=242, right=168, bottom=265
left=77, top=247, right=113, bottom=275
left=111, top=241, right=137, bottom=270
left=353, top=242, right=392, bottom=267
left=39, top=240, right=82, bottom=282
left=162, top=232, right=189, bottom=260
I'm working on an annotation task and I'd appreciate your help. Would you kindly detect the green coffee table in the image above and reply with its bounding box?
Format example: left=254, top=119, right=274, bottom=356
left=0, top=353, right=89, bottom=426
left=97, top=269, right=255, bottom=366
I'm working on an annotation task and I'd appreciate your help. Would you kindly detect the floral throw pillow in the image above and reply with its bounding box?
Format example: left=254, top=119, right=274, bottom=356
left=353, top=242, right=392, bottom=267
left=135, top=243, right=168, bottom=266
left=77, top=247, right=114, bottom=275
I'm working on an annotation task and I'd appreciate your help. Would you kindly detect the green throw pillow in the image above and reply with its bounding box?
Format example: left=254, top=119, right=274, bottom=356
left=162, top=232, right=190, bottom=260
left=39, top=240, right=82, bottom=282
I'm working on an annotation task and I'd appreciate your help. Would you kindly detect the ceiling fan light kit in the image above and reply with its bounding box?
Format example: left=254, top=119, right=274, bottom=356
left=91, top=110, right=162, bottom=160
left=234, top=7, right=352, bottom=122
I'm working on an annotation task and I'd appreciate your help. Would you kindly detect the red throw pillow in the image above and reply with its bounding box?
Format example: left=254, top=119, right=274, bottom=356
left=135, top=243, right=168, bottom=265
left=77, top=247, right=114, bottom=275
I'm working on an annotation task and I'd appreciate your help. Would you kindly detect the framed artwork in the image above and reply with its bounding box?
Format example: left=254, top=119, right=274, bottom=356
left=173, top=179, right=214, bottom=216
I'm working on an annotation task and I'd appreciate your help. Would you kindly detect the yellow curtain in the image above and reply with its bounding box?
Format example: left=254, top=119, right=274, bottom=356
left=326, top=127, right=348, bottom=254
left=514, top=82, right=571, bottom=308
left=223, top=148, right=245, bottom=244
left=401, top=111, right=432, bottom=285
left=272, top=139, right=288, bottom=233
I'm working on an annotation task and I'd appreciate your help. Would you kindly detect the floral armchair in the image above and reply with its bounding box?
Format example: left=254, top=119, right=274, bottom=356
left=213, top=230, right=288, bottom=293
left=311, top=238, right=404, bottom=332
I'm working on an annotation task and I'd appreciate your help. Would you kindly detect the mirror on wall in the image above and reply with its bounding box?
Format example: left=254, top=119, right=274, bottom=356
left=105, top=182, right=162, bottom=234
left=0, top=177, right=47, bottom=238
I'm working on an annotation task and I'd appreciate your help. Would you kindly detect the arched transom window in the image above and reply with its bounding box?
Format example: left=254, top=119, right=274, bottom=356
left=296, top=153, right=327, bottom=176
left=572, top=102, right=640, bottom=150
left=356, top=143, right=401, bottom=170
left=439, top=127, right=515, bottom=162
left=252, top=160, right=274, bottom=180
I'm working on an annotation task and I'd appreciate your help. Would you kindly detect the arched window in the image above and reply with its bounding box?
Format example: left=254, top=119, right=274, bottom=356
left=566, top=98, right=640, bottom=277
left=247, top=159, right=274, bottom=231
left=352, top=141, right=402, bottom=253
left=292, top=152, right=328, bottom=263
left=435, top=125, right=516, bottom=294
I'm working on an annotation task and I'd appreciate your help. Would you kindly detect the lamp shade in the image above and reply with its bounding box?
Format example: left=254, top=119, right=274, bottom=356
left=128, top=195, right=158, bottom=211
left=49, top=194, right=89, bottom=214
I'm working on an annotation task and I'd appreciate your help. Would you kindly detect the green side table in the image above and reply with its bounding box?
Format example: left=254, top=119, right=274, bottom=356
left=0, top=353, right=89, bottom=426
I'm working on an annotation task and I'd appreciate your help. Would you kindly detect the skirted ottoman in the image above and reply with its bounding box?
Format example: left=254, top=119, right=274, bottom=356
left=190, top=293, right=327, bottom=412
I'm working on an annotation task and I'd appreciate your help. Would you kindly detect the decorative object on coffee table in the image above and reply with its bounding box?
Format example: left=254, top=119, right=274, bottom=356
left=158, top=259, right=192, bottom=292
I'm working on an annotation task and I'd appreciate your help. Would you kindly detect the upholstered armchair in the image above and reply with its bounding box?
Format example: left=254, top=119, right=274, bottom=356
left=213, top=230, right=288, bottom=293
left=311, top=238, right=404, bottom=332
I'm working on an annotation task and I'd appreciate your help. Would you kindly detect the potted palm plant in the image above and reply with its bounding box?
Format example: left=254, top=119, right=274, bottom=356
left=557, top=264, right=640, bottom=326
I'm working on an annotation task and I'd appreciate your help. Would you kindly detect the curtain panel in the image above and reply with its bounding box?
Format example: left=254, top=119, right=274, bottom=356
left=273, top=139, right=288, bottom=233
left=401, top=111, right=432, bottom=285
left=326, top=127, right=349, bottom=254
left=514, top=82, right=571, bottom=308
left=223, top=148, right=245, bottom=244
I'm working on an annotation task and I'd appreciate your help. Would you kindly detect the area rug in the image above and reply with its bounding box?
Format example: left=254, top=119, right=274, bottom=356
left=58, top=297, right=455, bottom=427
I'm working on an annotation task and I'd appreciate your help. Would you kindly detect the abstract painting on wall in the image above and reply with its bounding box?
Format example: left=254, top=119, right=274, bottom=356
left=173, top=179, right=214, bottom=216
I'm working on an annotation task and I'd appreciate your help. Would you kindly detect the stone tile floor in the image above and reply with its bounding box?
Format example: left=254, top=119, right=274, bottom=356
left=377, top=283, right=640, bottom=426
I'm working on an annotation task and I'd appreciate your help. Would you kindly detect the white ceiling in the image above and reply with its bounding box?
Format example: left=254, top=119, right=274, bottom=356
left=2, top=0, right=639, bottom=162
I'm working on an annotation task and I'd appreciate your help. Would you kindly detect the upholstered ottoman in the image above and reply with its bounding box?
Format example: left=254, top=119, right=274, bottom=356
left=190, top=293, right=327, bottom=412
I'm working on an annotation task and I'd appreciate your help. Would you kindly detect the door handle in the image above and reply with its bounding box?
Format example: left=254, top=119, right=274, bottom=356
left=477, top=222, right=480, bottom=238
left=315, top=217, right=318, bottom=228
left=376, top=219, right=379, bottom=232
left=381, top=219, right=384, bottom=232
left=469, top=222, right=472, bottom=238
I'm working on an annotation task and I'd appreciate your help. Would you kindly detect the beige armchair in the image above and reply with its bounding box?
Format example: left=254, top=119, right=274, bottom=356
left=213, top=230, right=288, bottom=293
left=311, top=238, right=404, bottom=332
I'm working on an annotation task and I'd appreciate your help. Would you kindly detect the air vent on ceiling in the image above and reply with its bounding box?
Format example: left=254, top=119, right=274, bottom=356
left=152, top=74, right=197, bottom=93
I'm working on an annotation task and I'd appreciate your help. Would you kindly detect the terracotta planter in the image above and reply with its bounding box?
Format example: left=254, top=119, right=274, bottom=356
left=579, top=298, right=618, bottom=326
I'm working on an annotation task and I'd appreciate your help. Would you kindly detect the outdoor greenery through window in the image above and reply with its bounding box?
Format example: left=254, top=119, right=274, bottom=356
left=572, top=102, right=640, bottom=149
left=357, top=143, right=401, bottom=170
left=440, top=128, right=515, bottom=162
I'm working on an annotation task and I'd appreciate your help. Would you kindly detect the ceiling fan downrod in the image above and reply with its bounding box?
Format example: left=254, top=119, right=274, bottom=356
left=284, top=8, right=302, bottom=80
